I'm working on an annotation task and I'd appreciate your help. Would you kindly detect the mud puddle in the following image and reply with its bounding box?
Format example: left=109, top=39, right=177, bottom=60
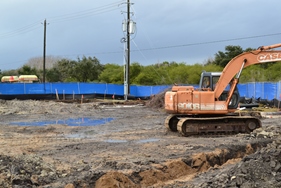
left=9, top=117, right=115, bottom=126
left=103, top=138, right=160, bottom=143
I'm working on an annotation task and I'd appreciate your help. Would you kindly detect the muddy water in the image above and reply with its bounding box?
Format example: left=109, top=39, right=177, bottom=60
left=9, top=117, right=115, bottom=126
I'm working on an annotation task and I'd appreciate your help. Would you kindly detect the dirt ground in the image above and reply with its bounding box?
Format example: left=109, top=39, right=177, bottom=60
left=0, top=99, right=281, bottom=187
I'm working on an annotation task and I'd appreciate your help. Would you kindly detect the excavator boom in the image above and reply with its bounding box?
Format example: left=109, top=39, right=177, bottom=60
left=214, top=43, right=281, bottom=99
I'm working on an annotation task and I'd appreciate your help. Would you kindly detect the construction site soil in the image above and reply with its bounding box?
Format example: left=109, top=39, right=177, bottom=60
left=0, top=97, right=281, bottom=188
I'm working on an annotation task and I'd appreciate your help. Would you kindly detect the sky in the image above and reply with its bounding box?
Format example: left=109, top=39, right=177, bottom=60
left=1, top=0, right=281, bottom=71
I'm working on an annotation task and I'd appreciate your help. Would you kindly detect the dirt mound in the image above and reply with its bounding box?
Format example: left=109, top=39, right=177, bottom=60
left=0, top=154, right=58, bottom=187
left=145, top=88, right=170, bottom=108
left=138, top=159, right=195, bottom=187
left=95, top=171, right=136, bottom=188
left=93, top=142, right=268, bottom=187
left=172, top=120, right=281, bottom=188
left=190, top=138, right=281, bottom=187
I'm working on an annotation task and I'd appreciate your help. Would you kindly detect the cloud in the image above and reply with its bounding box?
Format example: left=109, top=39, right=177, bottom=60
left=0, top=0, right=281, bottom=70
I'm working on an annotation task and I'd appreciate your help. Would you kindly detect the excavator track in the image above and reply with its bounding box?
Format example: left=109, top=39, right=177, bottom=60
left=165, top=115, right=261, bottom=137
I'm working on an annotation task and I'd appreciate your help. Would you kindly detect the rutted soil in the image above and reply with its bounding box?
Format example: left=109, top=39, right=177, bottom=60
left=0, top=99, right=280, bottom=187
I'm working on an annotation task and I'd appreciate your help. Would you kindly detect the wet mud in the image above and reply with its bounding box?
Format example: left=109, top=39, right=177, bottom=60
left=0, top=99, right=280, bottom=187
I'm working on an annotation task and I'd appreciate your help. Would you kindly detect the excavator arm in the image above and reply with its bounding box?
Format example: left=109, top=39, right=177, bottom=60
left=214, top=43, right=281, bottom=100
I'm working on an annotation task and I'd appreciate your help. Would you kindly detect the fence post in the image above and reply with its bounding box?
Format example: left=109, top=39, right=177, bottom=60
left=77, top=82, right=80, bottom=94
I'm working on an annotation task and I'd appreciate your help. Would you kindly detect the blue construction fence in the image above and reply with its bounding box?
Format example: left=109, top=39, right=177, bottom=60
left=238, top=81, right=281, bottom=100
left=0, top=83, right=170, bottom=99
left=0, top=82, right=281, bottom=100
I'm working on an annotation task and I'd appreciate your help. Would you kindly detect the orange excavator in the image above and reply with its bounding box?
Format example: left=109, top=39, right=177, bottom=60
left=165, top=43, right=281, bottom=136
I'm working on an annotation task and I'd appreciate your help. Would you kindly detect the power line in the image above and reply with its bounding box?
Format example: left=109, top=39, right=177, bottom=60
left=46, top=32, right=281, bottom=59
left=49, top=1, right=126, bottom=23
left=0, top=0, right=126, bottom=39
left=2, top=31, right=281, bottom=68
left=0, top=21, right=42, bottom=39
left=131, top=39, right=170, bottom=84
left=137, top=32, right=281, bottom=52
left=85, top=32, right=281, bottom=55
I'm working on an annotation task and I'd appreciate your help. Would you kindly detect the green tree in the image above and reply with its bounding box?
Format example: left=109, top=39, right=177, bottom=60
left=46, top=67, right=61, bottom=82
left=166, top=63, right=222, bottom=85
left=203, top=63, right=223, bottom=72
left=72, top=56, right=103, bottom=82
left=1, top=69, right=18, bottom=77
left=213, top=45, right=244, bottom=67
left=3, top=44, right=281, bottom=85
left=130, top=62, right=143, bottom=84
left=168, top=63, right=190, bottom=84
left=186, top=64, right=204, bottom=84
left=99, top=64, right=123, bottom=84
left=54, top=59, right=77, bottom=82
left=133, top=65, right=160, bottom=85
left=18, top=65, right=38, bottom=75
left=133, top=72, right=156, bottom=85
left=240, top=65, right=265, bottom=83
left=146, top=63, right=172, bottom=85
left=263, top=62, right=281, bottom=81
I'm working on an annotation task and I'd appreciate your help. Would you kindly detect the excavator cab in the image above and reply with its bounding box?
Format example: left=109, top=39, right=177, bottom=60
left=199, top=72, right=220, bottom=91
left=199, top=72, right=239, bottom=109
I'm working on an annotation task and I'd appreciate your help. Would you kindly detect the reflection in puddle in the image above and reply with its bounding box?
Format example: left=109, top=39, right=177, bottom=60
left=137, top=138, right=160, bottom=143
left=10, top=117, right=114, bottom=126
left=104, top=139, right=128, bottom=143
left=66, top=133, right=85, bottom=138
left=103, top=138, right=160, bottom=143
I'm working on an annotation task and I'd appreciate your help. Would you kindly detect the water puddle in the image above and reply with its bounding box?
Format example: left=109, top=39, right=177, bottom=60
left=137, top=138, right=160, bottom=143
left=10, top=117, right=114, bottom=126
left=104, top=139, right=128, bottom=143
left=66, top=133, right=87, bottom=139
left=103, top=138, right=159, bottom=143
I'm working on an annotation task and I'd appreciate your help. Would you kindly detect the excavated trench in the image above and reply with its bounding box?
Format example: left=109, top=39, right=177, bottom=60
left=94, top=140, right=271, bottom=188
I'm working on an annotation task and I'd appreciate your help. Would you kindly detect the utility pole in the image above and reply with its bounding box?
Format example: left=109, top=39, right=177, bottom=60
left=43, top=19, right=47, bottom=84
left=126, top=0, right=130, bottom=100
left=122, top=0, right=135, bottom=100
